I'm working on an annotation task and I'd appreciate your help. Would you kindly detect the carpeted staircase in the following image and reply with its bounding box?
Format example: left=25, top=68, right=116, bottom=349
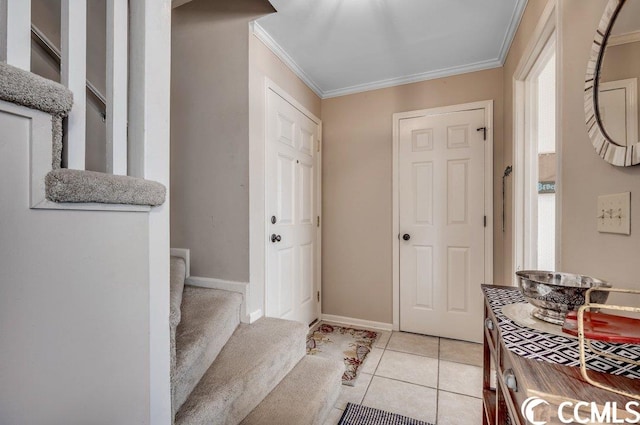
left=170, top=256, right=343, bottom=425
left=0, top=59, right=342, bottom=424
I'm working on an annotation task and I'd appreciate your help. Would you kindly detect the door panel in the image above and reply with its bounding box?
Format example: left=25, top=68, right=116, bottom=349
left=414, top=245, right=434, bottom=309
left=399, top=108, right=486, bottom=343
left=414, top=162, right=434, bottom=224
left=277, top=153, right=295, bottom=225
left=277, top=247, right=294, bottom=317
left=266, top=89, right=319, bottom=326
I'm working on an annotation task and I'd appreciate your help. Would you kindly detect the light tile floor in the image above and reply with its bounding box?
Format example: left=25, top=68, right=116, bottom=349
left=320, top=325, right=484, bottom=425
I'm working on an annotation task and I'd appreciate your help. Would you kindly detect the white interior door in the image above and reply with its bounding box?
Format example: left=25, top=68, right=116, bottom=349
left=265, top=88, right=319, bottom=326
left=399, top=107, right=487, bottom=343
left=599, top=79, right=638, bottom=146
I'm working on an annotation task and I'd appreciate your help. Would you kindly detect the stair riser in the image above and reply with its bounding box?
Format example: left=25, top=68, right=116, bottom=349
left=175, top=318, right=308, bottom=425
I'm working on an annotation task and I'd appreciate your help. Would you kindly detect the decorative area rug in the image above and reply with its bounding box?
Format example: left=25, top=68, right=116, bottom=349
left=306, top=323, right=377, bottom=386
left=338, top=403, right=434, bottom=425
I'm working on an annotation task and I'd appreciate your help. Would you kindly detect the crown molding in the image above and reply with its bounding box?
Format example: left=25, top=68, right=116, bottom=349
left=497, top=0, right=529, bottom=64
left=322, top=59, right=503, bottom=99
left=608, top=30, right=640, bottom=46
left=250, top=21, right=323, bottom=98
left=251, top=0, right=525, bottom=99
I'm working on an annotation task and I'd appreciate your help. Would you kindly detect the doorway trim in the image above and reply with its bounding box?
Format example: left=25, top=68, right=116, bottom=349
left=512, top=0, right=560, bottom=283
left=254, top=78, right=323, bottom=323
left=392, top=100, right=494, bottom=331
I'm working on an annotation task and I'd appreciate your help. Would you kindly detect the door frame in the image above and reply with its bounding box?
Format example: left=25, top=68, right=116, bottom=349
left=262, top=78, right=323, bottom=323
left=392, top=100, right=494, bottom=331
left=512, top=0, right=560, bottom=283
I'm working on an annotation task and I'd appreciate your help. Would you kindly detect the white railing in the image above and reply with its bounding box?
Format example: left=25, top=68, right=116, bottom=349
left=61, top=0, right=87, bottom=170
left=1, top=0, right=129, bottom=175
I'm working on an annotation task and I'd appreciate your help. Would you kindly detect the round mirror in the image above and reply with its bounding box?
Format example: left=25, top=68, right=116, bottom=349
left=585, top=0, right=640, bottom=166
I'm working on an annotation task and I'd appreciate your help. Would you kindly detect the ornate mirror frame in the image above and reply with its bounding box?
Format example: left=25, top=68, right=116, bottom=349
left=585, top=0, right=640, bottom=166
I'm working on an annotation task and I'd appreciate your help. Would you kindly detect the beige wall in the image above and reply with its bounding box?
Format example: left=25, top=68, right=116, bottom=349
left=321, top=69, right=504, bottom=324
left=248, top=34, right=321, bottom=314
left=170, top=0, right=273, bottom=282
left=321, top=0, right=640, bottom=324
left=502, top=0, right=640, bottom=307
left=559, top=0, right=640, bottom=303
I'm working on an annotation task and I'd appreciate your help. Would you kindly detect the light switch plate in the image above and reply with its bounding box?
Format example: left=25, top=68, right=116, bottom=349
left=597, top=192, right=631, bottom=235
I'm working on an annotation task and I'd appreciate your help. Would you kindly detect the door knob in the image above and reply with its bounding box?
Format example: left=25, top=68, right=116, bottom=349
left=271, top=234, right=281, bottom=243
left=402, top=234, right=411, bottom=241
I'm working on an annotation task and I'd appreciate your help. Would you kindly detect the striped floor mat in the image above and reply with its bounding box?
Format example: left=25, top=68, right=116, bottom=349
left=338, top=403, right=434, bottom=425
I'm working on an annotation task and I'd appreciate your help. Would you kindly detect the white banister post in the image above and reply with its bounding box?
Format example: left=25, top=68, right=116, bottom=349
left=129, top=1, right=172, bottom=424
left=0, top=0, right=31, bottom=70
left=61, top=0, right=86, bottom=170
left=106, top=0, right=128, bottom=175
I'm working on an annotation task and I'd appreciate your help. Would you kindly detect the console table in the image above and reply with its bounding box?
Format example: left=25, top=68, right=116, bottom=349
left=482, top=285, right=639, bottom=425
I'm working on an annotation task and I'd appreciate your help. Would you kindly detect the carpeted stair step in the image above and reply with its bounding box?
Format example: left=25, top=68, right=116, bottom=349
left=174, top=317, right=308, bottom=425
left=240, top=356, right=344, bottom=425
left=173, top=285, right=243, bottom=414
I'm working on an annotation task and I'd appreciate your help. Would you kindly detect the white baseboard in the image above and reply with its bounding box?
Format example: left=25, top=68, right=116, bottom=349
left=187, top=276, right=250, bottom=323
left=170, top=248, right=190, bottom=278
left=248, top=309, right=263, bottom=323
left=321, top=314, right=393, bottom=331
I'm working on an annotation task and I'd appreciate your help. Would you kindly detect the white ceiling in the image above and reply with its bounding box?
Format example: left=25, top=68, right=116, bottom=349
left=255, top=0, right=528, bottom=98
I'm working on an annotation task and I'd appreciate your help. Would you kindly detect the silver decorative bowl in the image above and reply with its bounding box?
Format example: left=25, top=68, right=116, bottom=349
left=516, top=271, right=611, bottom=325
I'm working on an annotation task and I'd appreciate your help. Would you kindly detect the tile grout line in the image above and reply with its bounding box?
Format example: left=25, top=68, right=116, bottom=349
left=360, top=330, right=391, bottom=407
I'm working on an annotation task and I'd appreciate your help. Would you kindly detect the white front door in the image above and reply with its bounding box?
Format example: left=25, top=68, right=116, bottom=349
left=265, top=88, right=319, bottom=325
left=399, top=107, right=488, bottom=343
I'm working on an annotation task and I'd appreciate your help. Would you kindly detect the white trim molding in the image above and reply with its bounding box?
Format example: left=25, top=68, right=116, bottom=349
left=392, top=100, right=494, bottom=332
left=608, top=30, right=640, bottom=47
left=322, top=59, right=503, bottom=99
left=321, top=314, right=393, bottom=332
left=512, top=0, right=560, bottom=283
left=170, top=248, right=191, bottom=278
left=187, top=276, right=255, bottom=323
left=251, top=0, right=527, bottom=99
left=251, top=21, right=323, bottom=98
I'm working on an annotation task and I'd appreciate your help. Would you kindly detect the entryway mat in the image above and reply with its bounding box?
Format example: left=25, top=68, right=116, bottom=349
left=306, top=323, right=377, bottom=386
left=338, top=403, right=434, bottom=425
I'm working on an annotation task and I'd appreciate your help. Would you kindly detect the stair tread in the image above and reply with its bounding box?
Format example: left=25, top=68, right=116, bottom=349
left=175, top=317, right=307, bottom=425
left=173, top=286, right=242, bottom=413
left=241, top=356, right=344, bottom=425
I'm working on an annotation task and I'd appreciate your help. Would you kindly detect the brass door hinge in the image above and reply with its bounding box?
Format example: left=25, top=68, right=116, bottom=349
left=317, top=291, right=320, bottom=302
left=317, top=216, right=320, bottom=227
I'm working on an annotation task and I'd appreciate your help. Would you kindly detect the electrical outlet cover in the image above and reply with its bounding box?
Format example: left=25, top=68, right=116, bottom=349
left=597, top=192, right=631, bottom=235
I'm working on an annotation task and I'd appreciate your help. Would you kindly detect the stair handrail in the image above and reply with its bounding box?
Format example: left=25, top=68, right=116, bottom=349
left=30, top=24, right=106, bottom=119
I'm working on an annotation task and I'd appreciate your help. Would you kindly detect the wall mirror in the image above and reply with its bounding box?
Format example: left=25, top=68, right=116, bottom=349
left=585, top=0, right=640, bottom=166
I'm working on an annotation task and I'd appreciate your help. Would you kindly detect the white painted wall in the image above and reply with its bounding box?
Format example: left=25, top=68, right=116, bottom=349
left=0, top=107, right=151, bottom=423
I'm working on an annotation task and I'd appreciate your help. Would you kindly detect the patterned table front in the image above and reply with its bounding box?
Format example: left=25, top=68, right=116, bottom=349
left=483, top=286, right=640, bottom=379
